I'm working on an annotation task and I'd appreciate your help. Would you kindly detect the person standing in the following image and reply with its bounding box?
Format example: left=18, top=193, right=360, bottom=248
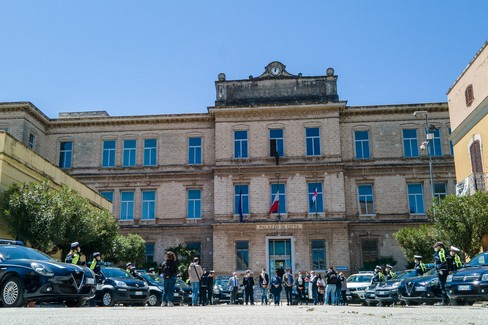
left=335, top=271, right=343, bottom=304
left=66, top=242, right=83, bottom=265
left=385, top=264, right=395, bottom=280
left=449, top=246, right=463, bottom=272
left=259, top=268, right=269, bottom=305
left=338, top=272, right=348, bottom=305
left=296, top=271, right=305, bottom=305
left=270, top=270, right=282, bottom=306
left=125, top=262, right=137, bottom=276
left=90, top=252, right=102, bottom=276
left=309, top=270, right=319, bottom=305
left=433, top=241, right=449, bottom=306
left=200, top=269, right=209, bottom=306
left=316, top=274, right=325, bottom=304
left=372, top=265, right=385, bottom=284
left=160, top=251, right=178, bottom=307
left=325, top=266, right=338, bottom=305
left=414, top=255, right=427, bottom=276
left=207, top=270, right=215, bottom=305
left=228, top=272, right=240, bottom=305
left=188, top=257, right=203, bottom=306
left=243, top=270, right=255, bottom=305
left=282, top=268, right=294, bottom=305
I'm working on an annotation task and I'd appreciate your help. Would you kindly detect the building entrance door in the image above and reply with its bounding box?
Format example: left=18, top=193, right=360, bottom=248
left=267, top=238, right=293, bottom=276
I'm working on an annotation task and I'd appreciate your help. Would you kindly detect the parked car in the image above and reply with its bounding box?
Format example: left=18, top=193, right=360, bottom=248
left=94, top=266, right=149, bottom=306
left=397, top=268, right=442, bottom=305
left=345, top=272, right=374, bottom=304
left=446, top=252, right=488, bottom=305
left=139, top=273, right=189, bottom=306
left=132, top=272, right=165, bottom=306
left=0, top=239, right=96, bottom=307
left=374, top=269, right=418, bottom=306
left=212, top=275, right=244, bottom=304
left=363, top=284, right=379, bottom=306
left=175, top=278, right=192, bottom=305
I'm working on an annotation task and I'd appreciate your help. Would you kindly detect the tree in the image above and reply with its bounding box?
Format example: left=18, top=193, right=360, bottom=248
left=433, top=191, right=488, bottom=258
left=108, top=233, right=146, bottom=268
left=394, top=224, right=438, bottom=264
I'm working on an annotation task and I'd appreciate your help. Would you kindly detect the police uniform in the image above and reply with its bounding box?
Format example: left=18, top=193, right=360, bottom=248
left=90, top=252, right=102, bottom=275
left=433, top=241, right=449, bottom=305
left=414, top=255, right=426, bottom=276
left=450, top=246, right=463, bottom=272
left=372, top=266, right=385, bottom=283
left=385, top=264, right=395, bottom=280
left=66, top=241, right=82, bottom=265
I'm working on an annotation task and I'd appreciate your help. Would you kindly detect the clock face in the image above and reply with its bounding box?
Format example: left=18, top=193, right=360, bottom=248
left=270, top=67, right=281, bottom=75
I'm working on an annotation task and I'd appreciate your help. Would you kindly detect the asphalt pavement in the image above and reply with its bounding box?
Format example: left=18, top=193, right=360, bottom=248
left=1, top=304, right=487, bottom=325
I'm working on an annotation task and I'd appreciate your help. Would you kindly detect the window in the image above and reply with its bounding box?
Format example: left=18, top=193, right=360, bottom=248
left=120, top=191, right=134, bottom=220
left=123, top=139, right=136, bottom=167
left=270, top=183, right=286, bottom=214
left=143, top=139, right=157, bottom=166
left=311, top=240, right=326, bottom=270
left=234, top=130, right=248, bottom=159
left=236, top=241, right=249, bottom=271
left=448, top=128, right=454, bottom=156
left=465, top=84, right=474, bottom=107
left=100, top=191, right=113, bottom=202
left=434, top=183, right=447, bottom=204
left=28, top=133, right=36, bottom=149
left=361, top=239, right=378, bottom=265
left=408, top=183, right=425, bottom=214
left=234, top=184, right=249, bottom=215
left=188, top=137, right=202, bottom=165
left=102, top=140, right=116, bottom=167
left=305, top=127, right=320, bottom=156
left=308, top=182, right=324, bottom=213
left=145, top=243, right=154, bottom=264
left=429, top=129, right=442, bottom=157
left=142, top=190, right=156, bottom=220
left=354, top=130, right=370, bottom=159
left=187, top=242, right=201, bottom=260
left=59, top=141, right=72, bottom=169
left=403, top=129, right=419, bottom=158
left=187, top=189, right=201, bottom=219
left=270, top=129, right=284, bottom=157
left=358, top=184, right=375, bottom=215
left=470, top=140, right=483, bottom=173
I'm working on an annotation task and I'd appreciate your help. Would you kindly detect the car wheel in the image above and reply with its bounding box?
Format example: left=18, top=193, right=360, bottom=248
left=450, top=299, right=464, bottom=306
left=101, top=290, right=115, bottom=307
left=65, top=300, right=86, bottom=307
left=147, top=292, right=161, bottom=307
left=214, top=298, right=220, bottom=305
left=1, top=276, right=25, bottom=307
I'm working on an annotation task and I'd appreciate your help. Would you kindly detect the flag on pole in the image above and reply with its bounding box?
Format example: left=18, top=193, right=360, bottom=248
left=311, top=187, right=318, bottom=205
left=268, top=190, right=280, bottom=216
left=238, top=189, right=243, bottom=223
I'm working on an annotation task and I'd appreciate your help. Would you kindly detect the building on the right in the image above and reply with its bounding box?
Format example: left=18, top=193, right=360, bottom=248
left=448, top=40, right=488, bottom=194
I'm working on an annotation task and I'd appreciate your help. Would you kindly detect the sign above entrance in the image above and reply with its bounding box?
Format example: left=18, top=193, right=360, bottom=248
left=256, top=224, right=303, bottom=230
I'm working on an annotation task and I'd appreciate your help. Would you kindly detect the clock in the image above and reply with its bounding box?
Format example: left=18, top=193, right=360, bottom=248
left=270, top=66, right=281, bottom=76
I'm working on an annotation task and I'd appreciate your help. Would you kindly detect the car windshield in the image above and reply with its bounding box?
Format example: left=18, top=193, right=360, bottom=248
left=466, top=253, right=488, bottom=267
left=215, top=276, right=231, bottom=289
left=176, top=279, right=190, bottom=288
left=394, top=270, right=416, bottom=279
left=0, top=245, right=53, bottom=261
left=102, top=267, right=133, bottom=279
left=146, top=273, right=164, bottom=284
left=347, top=274, right=373, bottom=283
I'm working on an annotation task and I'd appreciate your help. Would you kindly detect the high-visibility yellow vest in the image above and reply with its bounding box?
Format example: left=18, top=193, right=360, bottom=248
left=438, top=247, right=446, bottom=263
left=454, top=254, right=462, bottom=267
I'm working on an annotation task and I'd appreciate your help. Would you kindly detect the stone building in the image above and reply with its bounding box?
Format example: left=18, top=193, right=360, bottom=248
left=0, top=62, right=455, bottom=274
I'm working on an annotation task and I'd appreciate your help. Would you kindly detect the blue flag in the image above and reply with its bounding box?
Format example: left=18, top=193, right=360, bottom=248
left=238, top=189, right=243, bottom=222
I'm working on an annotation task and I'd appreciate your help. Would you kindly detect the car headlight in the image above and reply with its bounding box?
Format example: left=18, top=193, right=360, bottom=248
left=392, top=282, right=401, bottom=288
left=446, top=275, right=453, bottom=283
left=114, top=280, right=128, bottom=287
left=31, top=262, right=54, bottom=277
left=481, top=274, right=488, bottom=281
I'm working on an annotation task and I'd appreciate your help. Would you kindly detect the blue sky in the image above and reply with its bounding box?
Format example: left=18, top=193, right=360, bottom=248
left=1, top=1, right=487, bottom=118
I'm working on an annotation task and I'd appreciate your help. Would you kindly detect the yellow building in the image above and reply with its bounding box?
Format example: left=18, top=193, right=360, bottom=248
left=448, top=40, right=488, bottom=194
left=0, top=131, right=112, bottom=238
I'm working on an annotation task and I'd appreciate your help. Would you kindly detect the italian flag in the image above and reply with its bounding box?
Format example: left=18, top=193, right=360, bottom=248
left=268, top=190, right=280, bottom=216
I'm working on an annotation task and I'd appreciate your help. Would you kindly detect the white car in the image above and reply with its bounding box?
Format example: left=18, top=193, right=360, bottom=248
left=345, top=272, right=374, bottom=304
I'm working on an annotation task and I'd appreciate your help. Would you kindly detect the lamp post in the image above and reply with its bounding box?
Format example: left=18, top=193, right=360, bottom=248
left=413, top=111, right=435, bottom=214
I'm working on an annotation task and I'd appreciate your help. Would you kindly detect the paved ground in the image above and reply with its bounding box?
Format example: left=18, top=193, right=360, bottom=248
left=1, top=304, right=487, bottom=325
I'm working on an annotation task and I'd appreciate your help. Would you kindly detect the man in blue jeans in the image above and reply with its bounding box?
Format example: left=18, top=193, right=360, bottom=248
left=325, top=266, right=338, bottom=305
left=188, top=257, right=203, bottom=306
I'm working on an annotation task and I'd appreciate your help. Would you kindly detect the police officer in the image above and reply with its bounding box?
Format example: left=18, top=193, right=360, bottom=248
left=449, top=246, right=463, bottom=272
left=414, top=255, right=426, bottom=276
left=148, top=267, right=156, bottom=275
left=433, top=241, right=449, bottom=306
left=90, top=252, right=102, bottom=275
left=66, top=241, right=83, bottom=265
left=126, top=262, right=137, bottom=276
left=372, top=265, right=385, bottom=283
left=385, top=264, right=395, bottom=280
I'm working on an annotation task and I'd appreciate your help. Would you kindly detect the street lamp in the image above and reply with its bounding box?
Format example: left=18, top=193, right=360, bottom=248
left=413, top=111, right=436, bottom=214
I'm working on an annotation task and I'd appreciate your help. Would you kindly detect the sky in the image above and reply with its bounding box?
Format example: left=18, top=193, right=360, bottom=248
left=1, top=1, right=487, bottom=118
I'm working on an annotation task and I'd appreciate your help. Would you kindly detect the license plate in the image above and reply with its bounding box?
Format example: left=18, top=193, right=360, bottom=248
left=86, top=278, right=95, bottom=285
left=134, top=291, right=144, bottom=296
left=458, top=285, right=471, bottom=291
left=415, top=286, right=427, bottom=292
left=377, top=291, right=387, bottom=295
left=174, top=293, right=180, bottom=297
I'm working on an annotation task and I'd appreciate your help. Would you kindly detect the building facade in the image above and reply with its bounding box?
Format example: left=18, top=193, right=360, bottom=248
left=448, top=40, right=488, bottom=194
left=0, top=62, right=455, bottom=274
